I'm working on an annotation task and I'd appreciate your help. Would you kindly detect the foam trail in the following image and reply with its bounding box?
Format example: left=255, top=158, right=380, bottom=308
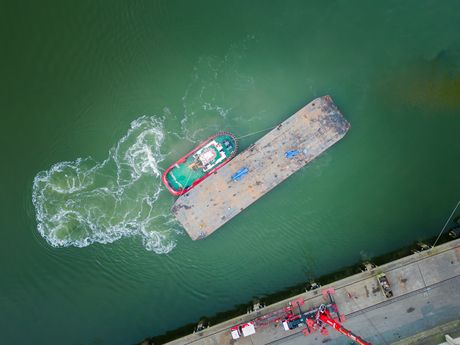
left=32, top=116, right=180, bottom=254
left=32, top=36, right=262, bottom=253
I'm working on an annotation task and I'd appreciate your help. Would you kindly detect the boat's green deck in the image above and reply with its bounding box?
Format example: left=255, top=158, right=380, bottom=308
left=167, top=134, right=236, bottom=191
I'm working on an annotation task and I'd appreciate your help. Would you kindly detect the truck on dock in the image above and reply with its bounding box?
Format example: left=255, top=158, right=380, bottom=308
left=230, top=306, right=293, bottom=339
left=230, top=322, right=256, bottom=339
left=377, top=273, right=394, bottom=298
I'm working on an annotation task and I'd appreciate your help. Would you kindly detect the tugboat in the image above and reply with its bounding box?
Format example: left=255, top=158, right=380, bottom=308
left=162, top=132, right=238, bottom=195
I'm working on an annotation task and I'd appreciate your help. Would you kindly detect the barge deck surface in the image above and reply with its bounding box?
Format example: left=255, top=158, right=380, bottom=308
left=171, top=95, right=350, bottom=240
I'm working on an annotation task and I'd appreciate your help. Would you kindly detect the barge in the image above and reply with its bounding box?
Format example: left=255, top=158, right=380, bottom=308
left=172, top=95, right=350, bottom=240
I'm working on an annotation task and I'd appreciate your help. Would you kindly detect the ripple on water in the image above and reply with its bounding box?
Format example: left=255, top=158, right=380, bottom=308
left=32, top=116, right=181, bottom=254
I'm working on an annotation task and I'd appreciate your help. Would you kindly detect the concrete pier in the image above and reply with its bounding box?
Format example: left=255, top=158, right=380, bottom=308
left=165, top=238, right=460, bottom=345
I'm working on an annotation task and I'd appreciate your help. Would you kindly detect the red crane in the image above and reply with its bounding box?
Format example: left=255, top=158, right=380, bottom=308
left=313, top=304, right=371, bottom=345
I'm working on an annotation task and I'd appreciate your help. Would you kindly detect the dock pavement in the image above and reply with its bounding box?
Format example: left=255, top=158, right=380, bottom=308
left=166, top=238, right=460, bottom=345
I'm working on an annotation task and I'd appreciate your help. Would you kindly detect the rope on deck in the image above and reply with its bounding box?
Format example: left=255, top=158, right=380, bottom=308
left=179, top=170, right=194, bottom=196
left=236, top=125, right=278, bottom=140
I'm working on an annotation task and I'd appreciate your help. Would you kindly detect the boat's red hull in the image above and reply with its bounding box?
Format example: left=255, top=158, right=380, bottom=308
left=162, top=132, right=237, bottom=195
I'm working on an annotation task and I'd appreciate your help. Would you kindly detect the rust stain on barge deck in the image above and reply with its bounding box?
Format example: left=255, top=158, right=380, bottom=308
left=172, top=95, right=350, bottom=240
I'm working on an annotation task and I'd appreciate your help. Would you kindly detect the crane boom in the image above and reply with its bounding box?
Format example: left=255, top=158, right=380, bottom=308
left=315, top=304, right=371, bottom=345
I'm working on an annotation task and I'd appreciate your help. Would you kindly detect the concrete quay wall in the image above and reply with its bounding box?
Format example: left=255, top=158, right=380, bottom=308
left=166, top=238, right=460, bottom=345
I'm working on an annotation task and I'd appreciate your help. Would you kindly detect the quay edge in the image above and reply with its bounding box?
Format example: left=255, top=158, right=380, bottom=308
left=159, top=237, right=460, bottom=345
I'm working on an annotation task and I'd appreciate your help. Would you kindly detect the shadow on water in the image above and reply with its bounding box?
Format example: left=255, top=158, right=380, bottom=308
left=135, top=233, right=456, bottom=345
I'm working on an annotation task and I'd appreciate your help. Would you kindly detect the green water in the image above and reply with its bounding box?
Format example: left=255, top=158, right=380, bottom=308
left=1, top=1, right=460, bottom=344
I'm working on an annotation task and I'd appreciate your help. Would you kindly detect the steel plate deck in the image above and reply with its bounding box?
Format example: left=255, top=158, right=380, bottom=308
left=171, top=95, right=350, bottom=240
